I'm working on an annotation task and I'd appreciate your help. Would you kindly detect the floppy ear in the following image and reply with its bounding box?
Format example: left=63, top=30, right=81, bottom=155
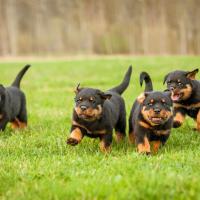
left=99, top=92, right=112, bottom=100
left=163, top=73, right=170, bottom=85
left=137, top=92, right=149, bottom=103
left=74, top=83, right=82, bottom=94
left=186, top=69, right=199, bottom=80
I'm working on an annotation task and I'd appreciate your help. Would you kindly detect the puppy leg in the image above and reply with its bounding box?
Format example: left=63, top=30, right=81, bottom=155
left=99, top=133, right=112, bottom=153
left=136, top=135, right=150, bottom=155
left=13, top=97, right=28, bottom=129
left=152, top=141, right=161, bottom=154
left=129, top=118, right=136, bottom=145
left=196, top=110, right=200, bottom=132
left=173, top=108, right=186, bottom=128
left=67, top=126, right=84, bottom=146
left=115, top=109, right=126, bottom=143
left=0, top=118, right=8, bottom=131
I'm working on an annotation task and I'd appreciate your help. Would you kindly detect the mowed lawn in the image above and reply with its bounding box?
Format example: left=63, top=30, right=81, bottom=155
left=0, top=56, right=200, bottom=200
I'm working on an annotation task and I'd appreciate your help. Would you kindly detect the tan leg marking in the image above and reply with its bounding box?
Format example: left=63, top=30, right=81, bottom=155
left=196, top=110, right=200, bottom=132
left=69, top=128, right=83, bottom=142
left=174, top=112, right=185, bottom=125
left=99, top=140, right=111, bottom=153
left=137, top=136, right=150, bottom=154
left=11, top=118, right=27, bottom=129
left=115, top=132, right=124, bottom=143
left=129, top=132, right=135, bottom=144
left=152, top=141, right=161, bottom=154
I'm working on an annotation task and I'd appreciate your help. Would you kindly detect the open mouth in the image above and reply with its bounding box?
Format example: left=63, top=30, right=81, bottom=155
left=148, top=117, right=165, bottom=124
left=171, top=92, right=183, bottom=101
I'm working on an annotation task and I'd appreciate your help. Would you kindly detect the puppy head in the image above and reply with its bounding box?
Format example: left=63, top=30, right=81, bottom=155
left=139, top=91, right=173, bottom=126
left=74, top=85, right=111, bottom=121
left=163, top=69, right=198, bottom=102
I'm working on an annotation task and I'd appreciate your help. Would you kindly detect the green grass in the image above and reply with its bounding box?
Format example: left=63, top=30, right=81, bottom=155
left=0, top=56, right=200, bottom=200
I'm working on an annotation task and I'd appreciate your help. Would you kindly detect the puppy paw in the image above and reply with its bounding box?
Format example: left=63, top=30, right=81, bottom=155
left=67, top=138, right=79, bottom=146
left=173, top=121, right=182, bottom=128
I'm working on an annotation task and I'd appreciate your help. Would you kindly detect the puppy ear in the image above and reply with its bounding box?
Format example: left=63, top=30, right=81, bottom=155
left=74, top=83, right=82, bottom=94
left=137, top=92, right=149, bottom=103
left=99, top=92, right=112, bottom=100
left=186, top=69, right=199, bottom=80
left=163, top=73, right=170, bottom=85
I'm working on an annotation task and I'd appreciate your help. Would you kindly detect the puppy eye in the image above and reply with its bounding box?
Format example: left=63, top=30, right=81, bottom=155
left=167, top=81, right=171, bottom=85
left=75, top=98, right=83, bottom=102
left=178, top=82, right=183, bottom=86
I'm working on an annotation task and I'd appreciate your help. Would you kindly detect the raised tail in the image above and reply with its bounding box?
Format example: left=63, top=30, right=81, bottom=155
left=140, top=72, right=153, bottom=92
left=109, top=66, right=132, bottom=95
left=11, top=64, right=31, bottom=88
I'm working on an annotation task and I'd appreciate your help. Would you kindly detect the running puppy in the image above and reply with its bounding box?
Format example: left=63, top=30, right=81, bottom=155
left=67, top=66, right=132, bottom=152
left=0, top=65, right=31, bottom=131
left=129, top=72, right=173, bottom=154
left=163, top=69, right=200, bottom=130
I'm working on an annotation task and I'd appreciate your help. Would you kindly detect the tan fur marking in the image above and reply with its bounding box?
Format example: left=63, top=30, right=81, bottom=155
left=115, top=132, right=124, bottom=143
left=69, top=128, right=83, bottom=142
left=0, top=114, right=3, bottom=120
left=150, top=99, right=154, bottom=103
left=139, top=120, right=151, bottom=129
left=174, top=102, right=200, bottom=110
left=196, top=110, right=200, bottom=132
left=178, top=84, right=192, bottom=100
left=75, top=105, right=102, bottom=120
left=137, top=137, right=150, bottom=153
left=129, top=132, right=135, bottom=144
left=99, top=140, right=111, bottom=153
left=174, top=112, right=185, bottom=124
left=72, top=120, right=106, bottom=134
left=161, top=99, right=166, bottom=103
left=11, top=118, right=27, bottom=129
left=152, top=141, right=161, bottom=153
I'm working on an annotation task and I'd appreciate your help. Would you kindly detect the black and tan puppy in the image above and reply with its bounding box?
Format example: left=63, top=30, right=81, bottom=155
left=164, top=68, right=200, bottom=131
left=0, top=65, right=31, bottom=131
left=129, top=72, right=173, bottom=154
left=67, top=66, right=132, bottom=152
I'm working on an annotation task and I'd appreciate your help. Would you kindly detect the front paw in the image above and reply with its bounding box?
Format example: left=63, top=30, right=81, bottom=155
left=67, top=138, right=79, bottom=146
left=173, top=121, right=182, bottom=128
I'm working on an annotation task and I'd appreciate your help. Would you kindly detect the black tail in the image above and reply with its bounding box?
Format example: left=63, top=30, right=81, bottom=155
left=110, top=66, right=132, bottom=95
left=11, top=64, right=31, bottom=88
left=140, top=72, right=153, bottom=92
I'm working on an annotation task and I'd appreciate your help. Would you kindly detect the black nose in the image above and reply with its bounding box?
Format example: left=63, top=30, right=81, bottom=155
left=154, top=108, right=161, bottom=114
left=170, top=86, right=174, bottom=91
left=80, top=105, right=87, bottom=111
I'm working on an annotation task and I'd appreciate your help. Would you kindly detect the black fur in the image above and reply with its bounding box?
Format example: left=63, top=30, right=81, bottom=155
left=140, top=72, right=153, bottom=92
left=129, top=72, right=173, bottom=154
left=164, top=69, right=200, bottom=129
left=67, top=66, right=132, bottom=151
left=0, top=65, right=31, bottom=131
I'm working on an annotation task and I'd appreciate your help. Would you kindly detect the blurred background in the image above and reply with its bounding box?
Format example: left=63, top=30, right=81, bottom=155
left=0, top=0, right=200, bottom=56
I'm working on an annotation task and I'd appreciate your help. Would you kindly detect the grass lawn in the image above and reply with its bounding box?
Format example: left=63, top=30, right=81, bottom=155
left=0, top=56, right=200, bottom=200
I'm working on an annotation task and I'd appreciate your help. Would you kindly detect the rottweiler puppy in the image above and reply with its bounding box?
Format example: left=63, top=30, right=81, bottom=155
left=129, top=72, right=173, bottom=154
left=0, top=65, right=31, bottom=131
left=163, top=69, right=200, bottom=130
left=67, top=66, right=132, bottom=152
